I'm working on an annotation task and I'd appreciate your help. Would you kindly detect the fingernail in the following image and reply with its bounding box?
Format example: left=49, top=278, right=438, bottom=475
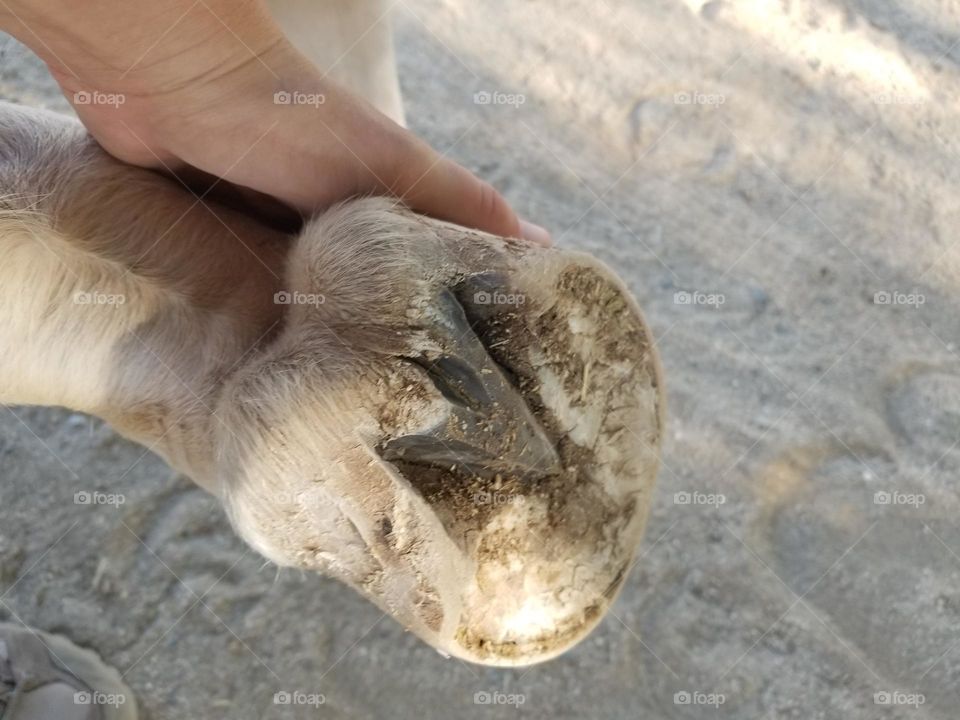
left=519, top=219, right=552, bottom=247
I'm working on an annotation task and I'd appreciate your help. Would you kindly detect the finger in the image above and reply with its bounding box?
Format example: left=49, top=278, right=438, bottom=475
left=518, top=219, right=552, bottom=247
left=393, top=149, right=551, bottom=246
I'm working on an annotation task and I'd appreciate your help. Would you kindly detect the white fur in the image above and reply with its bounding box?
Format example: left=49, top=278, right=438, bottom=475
left=0, top=99, right=484, bottom=649
left=0, top=0, right=406, bottom=482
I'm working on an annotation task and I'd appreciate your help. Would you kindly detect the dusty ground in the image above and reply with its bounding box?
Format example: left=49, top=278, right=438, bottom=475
left=3, top=0, right=960, bottom=717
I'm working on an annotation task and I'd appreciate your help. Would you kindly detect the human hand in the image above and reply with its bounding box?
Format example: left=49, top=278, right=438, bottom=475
left=0, top=0, right=551, bottom=244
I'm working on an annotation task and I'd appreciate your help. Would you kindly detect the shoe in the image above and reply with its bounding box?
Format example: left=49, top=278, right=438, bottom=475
left=0, top=623, right=136, bottom=720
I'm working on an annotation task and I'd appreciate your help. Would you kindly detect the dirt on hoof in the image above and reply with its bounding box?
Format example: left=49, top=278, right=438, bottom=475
left=379, top=251, right=664, bottom=665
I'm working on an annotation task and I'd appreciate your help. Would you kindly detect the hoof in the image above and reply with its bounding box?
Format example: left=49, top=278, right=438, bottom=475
left=218, top=200, right=664, bottom=666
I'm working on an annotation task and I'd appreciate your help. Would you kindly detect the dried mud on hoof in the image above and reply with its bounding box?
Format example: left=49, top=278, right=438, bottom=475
left=376, top=244, right=664, bottom=666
